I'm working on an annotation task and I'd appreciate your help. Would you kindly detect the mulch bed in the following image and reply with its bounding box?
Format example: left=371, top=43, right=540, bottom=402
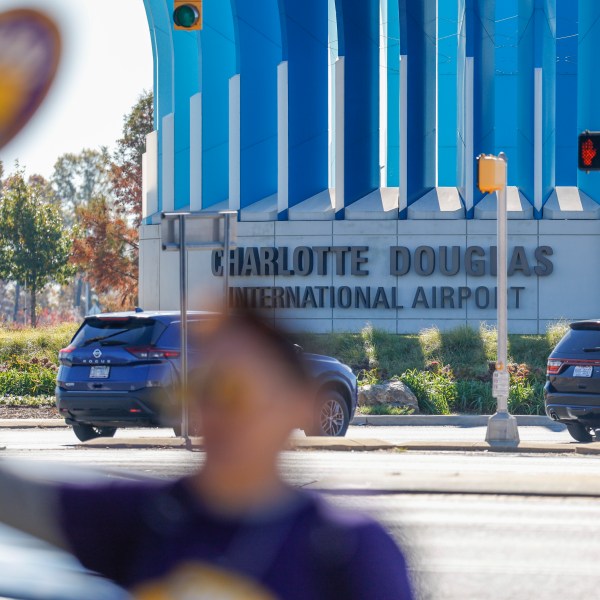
left=0, top=406, right=61, bottom=419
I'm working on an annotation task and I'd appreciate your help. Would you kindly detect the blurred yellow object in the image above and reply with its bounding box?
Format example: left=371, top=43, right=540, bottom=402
left=478, top=154, right=506, bottom=193
left=134, top=563, right=275, bottom=599
left=0, top=68, right=28, bottom=120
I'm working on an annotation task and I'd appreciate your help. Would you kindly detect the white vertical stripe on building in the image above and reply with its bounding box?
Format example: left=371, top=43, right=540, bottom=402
left=328, top=0, right=338, bottom=189
left=399, top=54, right=408, bottom=213
left=229, top=74, right=241, bottom=211
left=161, top=115, right=175, bottom=212
left=277, top=61, right=289, bottom=215
left=328, top=50, right=335, bottom=189
left=189, top=93, right=202, bottom=211
left=144, top=131, right=158, bottom=217
left=334, top=57, right=345, bottom=212
left=534, top=67, right=543, bottom=214
left=465, top=57, right=474, bottom=214
left=142, top=152, right=148, bottom=219
left=379, top=0, right=388, bottom=187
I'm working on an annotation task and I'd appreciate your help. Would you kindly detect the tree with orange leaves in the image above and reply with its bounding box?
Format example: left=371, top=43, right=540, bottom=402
left=70, top=92, right=153, bottom=310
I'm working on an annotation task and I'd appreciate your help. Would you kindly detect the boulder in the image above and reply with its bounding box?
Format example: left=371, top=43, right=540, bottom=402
left=358, top=380, right=419, bottom=413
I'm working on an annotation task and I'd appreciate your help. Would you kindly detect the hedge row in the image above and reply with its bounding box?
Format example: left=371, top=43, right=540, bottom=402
left=297, top=323, right=567, bottom=415
left=0, top=322, right=567, bottom=413
left=0, top=324, right=75, bottom=398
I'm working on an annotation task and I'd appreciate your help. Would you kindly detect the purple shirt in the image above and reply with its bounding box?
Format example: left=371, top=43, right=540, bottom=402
left=59, top=479, right=413, bottom=599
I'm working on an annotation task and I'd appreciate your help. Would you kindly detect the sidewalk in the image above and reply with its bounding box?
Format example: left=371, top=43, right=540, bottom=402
left=351, top=415, right=557, bottom=427
left=79, top=435, right=599, bottom=455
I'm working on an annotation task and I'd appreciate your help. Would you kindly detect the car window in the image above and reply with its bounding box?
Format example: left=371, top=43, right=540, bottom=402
left=155, top=321, right=207, bottom=349
left=554, top=328, right=600, bottom=354
left=157, top=324, right=180, bottom=348
left=70, top=318, right=165, bottom=348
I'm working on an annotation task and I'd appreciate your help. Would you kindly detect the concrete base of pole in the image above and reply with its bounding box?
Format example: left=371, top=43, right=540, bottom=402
left=486, top=411, right=520, bottom=445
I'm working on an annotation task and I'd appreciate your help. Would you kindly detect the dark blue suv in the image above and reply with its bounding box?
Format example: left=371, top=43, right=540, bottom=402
left=56, top=311, right=357, bottom=441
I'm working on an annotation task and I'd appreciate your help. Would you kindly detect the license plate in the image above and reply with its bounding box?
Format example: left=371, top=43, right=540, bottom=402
left=90, top=366, right=110, bottom=379
left=573, top=365, right=593, bottom=378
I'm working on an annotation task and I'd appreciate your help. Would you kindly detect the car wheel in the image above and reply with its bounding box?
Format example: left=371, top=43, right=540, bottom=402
left=72, top=424, right=117, bottom=443
left=306, top=391, right=350, bottom=437
left=566, top=422, right=593, bottom=443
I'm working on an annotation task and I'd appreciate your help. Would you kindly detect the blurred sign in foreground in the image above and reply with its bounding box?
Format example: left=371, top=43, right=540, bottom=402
left=0, top=9, right=61, bottom=150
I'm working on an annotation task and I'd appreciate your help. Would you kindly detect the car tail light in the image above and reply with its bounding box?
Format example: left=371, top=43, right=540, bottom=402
left=59, top=344, right=76, bottom=364
left=126, top=346, right=180, bottom=360
left=547, top=359, right=563, bottom=376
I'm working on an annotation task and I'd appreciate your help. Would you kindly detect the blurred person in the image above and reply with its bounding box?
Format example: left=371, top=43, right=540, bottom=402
left=0, top=310, right=413, bottom=599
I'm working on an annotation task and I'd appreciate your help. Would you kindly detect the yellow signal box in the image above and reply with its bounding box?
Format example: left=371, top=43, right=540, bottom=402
left=477, top=154, right=506, bottom=193
left=174, top=1, right=202, bottom=31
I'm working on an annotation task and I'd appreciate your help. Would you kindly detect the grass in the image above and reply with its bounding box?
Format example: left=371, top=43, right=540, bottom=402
left=0, top=321, right=571, bottom=414
left=296, top=321, right=569, bottom=416
left=356, top=405, right=415, bottom=416
left=297, top=322, right=567, bottom=384
left=0, top=323, right=77, bottom=365
left=0, top=324, right=76, bottom=398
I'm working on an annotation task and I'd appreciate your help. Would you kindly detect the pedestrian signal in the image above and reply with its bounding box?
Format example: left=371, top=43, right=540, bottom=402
left=578, top=131, right=600, bottom=171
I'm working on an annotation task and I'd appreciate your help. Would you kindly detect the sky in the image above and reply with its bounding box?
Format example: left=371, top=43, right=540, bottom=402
left=0, top=0, right=153, bottom=179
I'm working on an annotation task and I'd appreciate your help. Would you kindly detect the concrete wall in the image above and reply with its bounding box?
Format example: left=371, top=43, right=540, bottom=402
left=139, top=219, right=600, bottom=334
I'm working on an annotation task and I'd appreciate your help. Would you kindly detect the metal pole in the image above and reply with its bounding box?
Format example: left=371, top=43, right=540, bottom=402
left=486, top=152, right=519, bottom=445
left=497, top=153, right=508, bottom=413
left=179, top=215, right=189, bottom=441
left=223, top=212, right=231, bottom=314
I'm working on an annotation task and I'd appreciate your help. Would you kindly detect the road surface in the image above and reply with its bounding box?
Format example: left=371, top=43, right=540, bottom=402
left=1, top=425, right=599, bottom=599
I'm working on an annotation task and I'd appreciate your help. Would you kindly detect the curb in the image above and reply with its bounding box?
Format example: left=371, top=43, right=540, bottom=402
left=351, top=415, right=562, bottom=428
left=78, top=436, right=596, bottom=455
left=397, top=440, right=583, bottom=454
left=0, top=415, right=559, bottom=429
left=81, top=437, right=397, bottom=451
left=0, top=419, right=67, bottom=429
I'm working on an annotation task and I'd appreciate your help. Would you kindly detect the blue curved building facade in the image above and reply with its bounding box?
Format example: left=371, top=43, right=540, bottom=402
left=139, top=0, right=600, bottom=333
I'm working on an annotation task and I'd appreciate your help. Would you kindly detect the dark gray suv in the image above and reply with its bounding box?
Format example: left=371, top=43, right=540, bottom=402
left=56, top=311, right=357, bottom=441
left=545, top=320, right=600, bottom=442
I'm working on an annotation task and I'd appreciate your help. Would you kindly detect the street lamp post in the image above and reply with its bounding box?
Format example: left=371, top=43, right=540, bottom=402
left=478, top=153, right=520, bottom=446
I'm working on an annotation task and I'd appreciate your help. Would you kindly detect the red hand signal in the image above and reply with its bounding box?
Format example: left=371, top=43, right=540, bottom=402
left=582, top=138, right=597, bottom=167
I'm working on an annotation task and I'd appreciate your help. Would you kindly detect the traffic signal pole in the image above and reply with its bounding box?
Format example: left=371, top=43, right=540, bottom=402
left=495, top=153, right=509, bottom=413
left=478, top=153, right=519, bottom=446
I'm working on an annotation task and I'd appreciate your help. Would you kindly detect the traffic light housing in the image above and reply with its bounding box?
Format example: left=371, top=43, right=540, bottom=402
left=477, top=154, right=506, bottom=193
left=578, top=131, right=600, bottom=171
left=173, top=1, right=202, bottom=30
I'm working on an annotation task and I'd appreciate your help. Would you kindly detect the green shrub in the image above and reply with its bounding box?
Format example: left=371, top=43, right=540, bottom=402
left=0, top=324, right=77, bottom=398
left=508, top=380, right=545, bottom=415
left=453, top=380, right=496, bottom=414
left=0, top=369, right=57, bottom=396
left=357, top=367, right=380, bottom=386
left=399, top=369, right=455, bottom=415
left=546, top=320, right=569, bottom=349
